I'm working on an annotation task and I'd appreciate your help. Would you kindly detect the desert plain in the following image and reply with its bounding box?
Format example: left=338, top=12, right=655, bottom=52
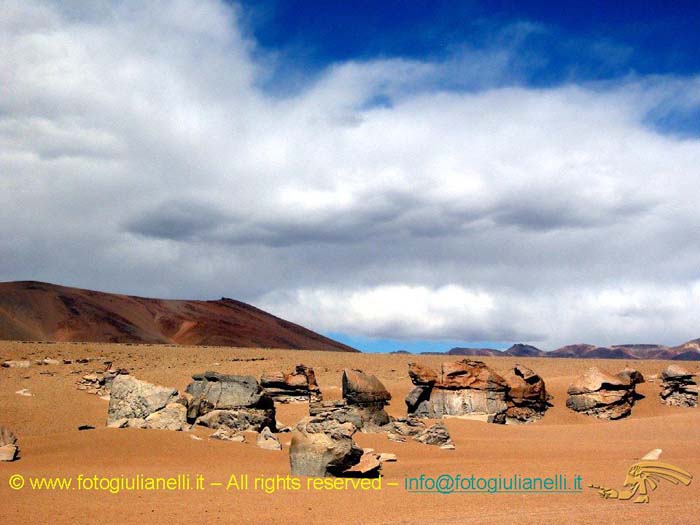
left=1, top=340, right=699, bottom=524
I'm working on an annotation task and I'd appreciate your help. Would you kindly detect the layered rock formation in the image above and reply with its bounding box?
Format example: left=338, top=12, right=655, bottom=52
left=185, top=371, right=276, bottom=432
left=502, top=364, right=551, bottom=424
left=309, top=369, right=391, bottom=432
left=405, top=360, right=510, bottom=423
left=659, top=365, right=698, bottom=407
left=260, top=364, right=321, bottom=403
left=107, top=375, right=187, bottom=430
left=566, top=367, right=636, bottom=419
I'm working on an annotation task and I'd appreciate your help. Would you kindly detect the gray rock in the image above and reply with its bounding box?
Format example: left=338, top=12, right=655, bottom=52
left=107, top=375, right=179, bottom=424
left=257, top=426, right=282, bottom=450
left=194, top=408, right=275, bottom=432
left=185, top=372, right=275, bottom=428
left=289, top=415, right=363, bottom=477
left=145, top=403, right=187, bottom=431
left=413, top=423, right=454, bottom=448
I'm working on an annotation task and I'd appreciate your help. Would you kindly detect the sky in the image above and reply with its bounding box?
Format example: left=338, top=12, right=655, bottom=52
left=1, top=1, right=699, bottom=353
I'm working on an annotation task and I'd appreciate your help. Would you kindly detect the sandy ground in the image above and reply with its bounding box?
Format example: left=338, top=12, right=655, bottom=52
left=1, top=341, right=700, bottom=524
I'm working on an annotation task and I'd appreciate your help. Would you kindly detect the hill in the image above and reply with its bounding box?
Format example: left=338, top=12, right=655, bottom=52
left=0, top=281, right=357, bottom=352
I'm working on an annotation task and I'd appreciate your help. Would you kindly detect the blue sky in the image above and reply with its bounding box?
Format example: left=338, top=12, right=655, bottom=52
left=231, top=0, right=700, bottom=352
left=237, top=0, right=700, bottom=84
left=3, top=1, right=700, bottom=354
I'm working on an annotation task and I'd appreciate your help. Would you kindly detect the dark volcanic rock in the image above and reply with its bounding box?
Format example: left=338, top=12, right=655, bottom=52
left=659, top=365, right=698, bottom=407
left=185, top=372, right=275, bottom=432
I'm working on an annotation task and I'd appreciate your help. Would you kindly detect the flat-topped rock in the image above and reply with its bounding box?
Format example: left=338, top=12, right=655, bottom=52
left=261, top=364, right=321, bottom=403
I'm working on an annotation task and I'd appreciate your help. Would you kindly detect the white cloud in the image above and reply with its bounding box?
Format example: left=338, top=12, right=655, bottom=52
left=1, top=0, right=699, bottom=347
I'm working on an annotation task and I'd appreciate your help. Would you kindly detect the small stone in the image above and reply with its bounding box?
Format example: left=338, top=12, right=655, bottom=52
left=2, top=360, right=31, bottom=369
left=210, top=428, right=245, bottom=442
left=256, top=426, right=282, bottom=450
left=378, top=453, right=397, bottom=462
left=15, top=388, right=33, bottom=397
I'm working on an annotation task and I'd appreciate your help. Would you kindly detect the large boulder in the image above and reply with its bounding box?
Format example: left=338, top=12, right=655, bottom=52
left=342, top=369, right=391, bottom=404
left=566, top=367, right=636, bottom=419
left=261, top=364, right=322, bottom=403
left=659, top=365, right=698, bottom=407
left=0, top=426, right=19, bottom=462
left=185, top=372, right=276, bottom=432
left=107, top=375, right=179, bottom=424
left=289, top=415, right=363, bottom=477
left=503, top=364, right=550, bottom=424
left=405, top=360, right=509, bottom=423
left=304, top=369, right=391, bottom=432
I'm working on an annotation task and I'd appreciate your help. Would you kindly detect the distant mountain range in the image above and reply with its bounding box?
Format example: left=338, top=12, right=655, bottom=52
left=0, top=281, right=357, bottom=352
left=425, top=341, right=700, bottom=360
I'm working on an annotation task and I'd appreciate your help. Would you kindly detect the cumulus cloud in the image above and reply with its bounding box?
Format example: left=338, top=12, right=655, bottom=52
left=1, top=0, right=700, bottom=348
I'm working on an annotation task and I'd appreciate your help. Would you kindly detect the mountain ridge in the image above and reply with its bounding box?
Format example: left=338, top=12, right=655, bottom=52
left=0, top=281, right=357, bottom=352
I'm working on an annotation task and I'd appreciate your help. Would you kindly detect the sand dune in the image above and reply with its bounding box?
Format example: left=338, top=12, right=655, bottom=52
left=1, top=341, right=699, bottom=524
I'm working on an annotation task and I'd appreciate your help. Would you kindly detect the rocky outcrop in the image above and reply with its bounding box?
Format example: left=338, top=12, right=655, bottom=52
left=503, top=365, right=551, bottom=424
left=289, top=414, right=364, bottom=477
left=77, top=367, right=129, bottom=397
left=107, top=375, right=183, bottom=428
left=185, top=371, right=276, bottom=432
left=566, top=367, right=636, bottom=419
left=659, top=365, right=698, bottom=407
left=306, top=369, right=391, bottom=433
left=405, top=360, right=509, bottom=423
left=0, top=426, right=19, bottom=461
left=261, top=364, right=322, bottom=403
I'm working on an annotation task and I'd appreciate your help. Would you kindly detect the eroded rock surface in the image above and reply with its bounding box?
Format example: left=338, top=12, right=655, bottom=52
left=660, top=365, right=698, bottom=407
left=107, top=375, right=179, bottom=425
left=503, top=364, right=551, bottom=424
left=566, top=367, right=636, bottom=419
left=405, top=360, right=509, bottom=423
left=186, top=372, right=276, bottom=432
left=261, top=364, right=321, bottom=403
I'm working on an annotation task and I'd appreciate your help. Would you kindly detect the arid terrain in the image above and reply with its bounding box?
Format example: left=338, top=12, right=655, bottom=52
left=0, top=281, right=356, bottom=351
left=1, top=340, right=699, bottom=524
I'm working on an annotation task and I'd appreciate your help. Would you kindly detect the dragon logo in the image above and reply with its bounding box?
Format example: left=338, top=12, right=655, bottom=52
left=590, top=449, right=692, bottom=504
